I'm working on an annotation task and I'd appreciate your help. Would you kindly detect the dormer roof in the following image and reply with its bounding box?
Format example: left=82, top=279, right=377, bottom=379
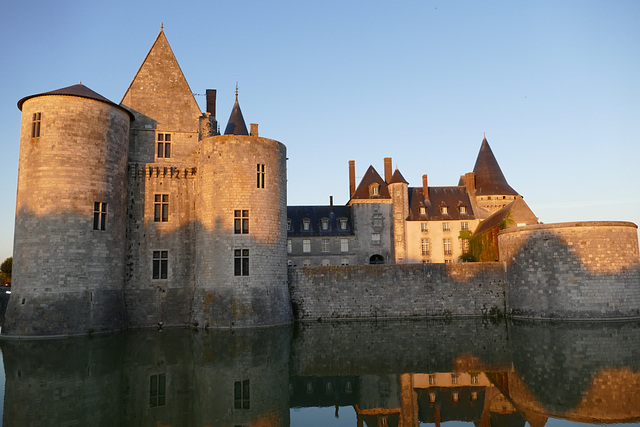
left=224, top=90, right=249, bottom=135
left=472, top=136, right=518, bottom=196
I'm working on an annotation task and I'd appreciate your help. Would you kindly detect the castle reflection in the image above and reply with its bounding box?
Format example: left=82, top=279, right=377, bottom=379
left=1, top=319, right=638, bottom=426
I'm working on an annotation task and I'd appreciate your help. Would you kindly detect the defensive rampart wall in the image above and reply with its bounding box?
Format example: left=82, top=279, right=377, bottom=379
left=499, top=221, right=640, bottom=320
left=288, top=263, right=506, bottom=320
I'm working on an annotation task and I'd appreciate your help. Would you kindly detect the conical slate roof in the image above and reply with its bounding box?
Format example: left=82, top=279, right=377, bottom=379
left=389, top=168, right=409, bottom=184
left=18, top=83, right=134, bottom=119
left=472, top=137, right=518, bottom=196
left=224, top=92, right=249, bottom=135
left=350, top=166, right=390, bottom=200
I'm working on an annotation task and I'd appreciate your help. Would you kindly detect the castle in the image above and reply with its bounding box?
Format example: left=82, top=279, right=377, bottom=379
left=5, top=29, right=640, bottom=337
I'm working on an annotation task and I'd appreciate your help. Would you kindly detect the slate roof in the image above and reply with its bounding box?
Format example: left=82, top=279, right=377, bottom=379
left=472, top=137, right=518, bottom=196
left=350, top=166, right=391, bottom=201
left=287, top=205, right=354, bottom=236
left=17, top=84, right=135, bottom=120
left=224, top=93, right=249, bottom=135
left=473, top=197, right=538, bottom=235
left=407, top=186, right=475, bottom=221
left=389, top=168, right=409, bottom=184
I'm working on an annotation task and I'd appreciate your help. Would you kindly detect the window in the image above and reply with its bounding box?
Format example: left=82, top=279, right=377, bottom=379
left=441, top=206, right=448, bottom=214
left=451, top=374, right=459, bottom=385
left=93, top=202, right=108, bottom=231
left=372, top=213, right=383, bottom=228
left=322, top=259, right=330, bottom=266
left=372, top=233, right=381, bottom=245
left=471, top=374, right=479, bottom=384
left=302, top=218, right=310, bottom=231
left=31, top=112, right=41, bottom=138
left=157, top=133, right=171, bottom=158
left=234, top=249, right=249, bottom=276
left=429, top=374, right=436, bottom=385
left=341, top=258, right=349, bottom=265
left=421, top=223, right=428, bottom=233
left=419, top=206, right=426, bottom=215
left=234, top=210, right=249, bottom=234
left=287, top=239, right=292, bottom=253
left=429, top=392, right=436, bottom=403
left=340, top=218, right=348, bottom=230
left=154, top=194, right=169, bottom=222
left=445, top=259, right=453, bottom=264
left=421, top=238, right=430, bottom=256
left=370, top=184, right=379, bottom=196
left=234, top=379, right=250, bottom=410
left=341, top=238, right=348, bottom=252
left=150, top=374, right=166, bottom=407
left=321, top=218, right=329, bottom=230
left=152, top=251, right=168, bottom=279
left=256, top=164, right=265, bottom=188
left=461, top=222, right=469, bottom=231
left=452, top=392, right=459, bottom=402
left=459, top=206, right=467, bottom=214
left=443, top=238, right=452, bottom=255
left=287, top=219, right=291, bottom=231
left=303, top=239, right=311, bottom=253
left=322, top=238, right=330, bottom=252
left=442, top=222, right=450, bottom=232
left=303, top=259, right=311, bottom=267
left=287, top=259, right=293, bottom=266
left=461, top=238, right=470, bottom=254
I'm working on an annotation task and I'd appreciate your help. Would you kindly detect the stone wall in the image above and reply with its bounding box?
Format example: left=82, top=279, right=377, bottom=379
left=499, top=221, right=640, bottom=319
left=288, top=263, right=506, bottom=321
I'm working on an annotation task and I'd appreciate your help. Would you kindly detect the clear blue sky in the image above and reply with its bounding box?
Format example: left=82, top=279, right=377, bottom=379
left=1, top=0, right=639, bottom=261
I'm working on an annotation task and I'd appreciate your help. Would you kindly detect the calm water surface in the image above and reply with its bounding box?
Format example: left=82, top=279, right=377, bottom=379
left=0, top=318, right=638, bottom=427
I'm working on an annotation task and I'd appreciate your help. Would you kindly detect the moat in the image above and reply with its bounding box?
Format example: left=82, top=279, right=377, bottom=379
left=0, top=318, right=638, bottom=427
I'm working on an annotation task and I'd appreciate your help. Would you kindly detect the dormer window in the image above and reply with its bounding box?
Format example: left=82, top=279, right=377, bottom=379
left=369, top=184, right=380, bottom=196
left=321, top=218, right=329, bottom=230
left=339, top=218, right=348, bottom=230
left=302, top=218, right=310, bottom=231
left=440, top=206, right=448, bottom=214
left=419, top=207, right=426, bottom=215
left=287, top=219, right=292, bottom=231
left=459, top=206, right=467, bottom=214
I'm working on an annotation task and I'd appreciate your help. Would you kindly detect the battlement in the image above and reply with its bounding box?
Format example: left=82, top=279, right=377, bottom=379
left=128, top=163, right=197, bottom=179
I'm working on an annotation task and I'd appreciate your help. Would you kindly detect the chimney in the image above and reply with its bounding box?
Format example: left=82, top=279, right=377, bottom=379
left=250, top=123, right=259, bottom=136
left=422, top=174, right=429, bottom=201
left=330, top=196, right=334, bottom=212
left=349, top=160, right=356, bottom=198
left=464, top=172, right=476, bottom=195
left=206, top=89, right=216, bottom=117
left=384, top=157, right=392, bottom=183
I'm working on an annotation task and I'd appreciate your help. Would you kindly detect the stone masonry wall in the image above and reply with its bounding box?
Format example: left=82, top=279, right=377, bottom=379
left=288, top=263, right=506, bottom=321
left=499, top=221, right=640, bottom=319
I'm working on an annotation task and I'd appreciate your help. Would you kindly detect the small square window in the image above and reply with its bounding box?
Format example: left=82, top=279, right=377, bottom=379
left=459, top=206, right=467, bottom=214
left=421, top=223, right=428, bottom=232
left=419, top=207, right=426, bottom=215
left=441, top=206, right=448, bottom=214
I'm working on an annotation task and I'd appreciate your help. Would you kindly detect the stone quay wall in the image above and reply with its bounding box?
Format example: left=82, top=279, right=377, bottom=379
left=288, top=263, right=506, bottom=321
left=499, top=221, right=640, bottom=320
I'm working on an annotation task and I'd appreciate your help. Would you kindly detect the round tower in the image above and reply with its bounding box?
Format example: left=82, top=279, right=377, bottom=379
left=4, top=84, right=132, bottom=336
left=192, top=130, right=291, bottom=328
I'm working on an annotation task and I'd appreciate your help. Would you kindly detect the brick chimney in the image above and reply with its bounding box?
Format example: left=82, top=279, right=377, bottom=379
left=464, top=172, right=476, bottom=195
left=250, top=123, right=259, bottom=136
left=330, top=196, right=334, bottom=212
left=422, top=174, right=429, bottom=201
left=349, top=160, right=356, bottom=198
left=206, top=89, right=216, bottom=117
left=384, top=157, right=392, bottom=183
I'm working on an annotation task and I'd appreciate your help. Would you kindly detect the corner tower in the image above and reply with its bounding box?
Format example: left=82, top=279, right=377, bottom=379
left=193, top=93, right=292, bottom=327
left=5, top=84, right=132, bottom=336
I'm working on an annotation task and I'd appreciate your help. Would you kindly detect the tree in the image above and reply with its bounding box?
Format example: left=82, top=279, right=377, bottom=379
left=1, top=257, right=12, bottom=285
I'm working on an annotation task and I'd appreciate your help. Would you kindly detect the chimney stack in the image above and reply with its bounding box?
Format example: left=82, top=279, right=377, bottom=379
left=330, top=196, right=334, bottom=212
left=384, top=157, right=392, bottom=183
left=250, top=123, right=259, bottom=136
left=206, top=89, right=216, bottom=117
left=464, top=172, right=476, bottom=195
left=422, top=174, right=429, bottom=201
left=349, top=160, right=356, bottom=198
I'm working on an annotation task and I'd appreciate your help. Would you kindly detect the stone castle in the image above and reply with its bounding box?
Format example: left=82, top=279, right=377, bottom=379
left=5, top=29, right=640, bottom=337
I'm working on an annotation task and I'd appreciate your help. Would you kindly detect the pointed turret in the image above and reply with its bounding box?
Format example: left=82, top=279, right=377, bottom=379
left=224, top=87, right=249, bottom=135
left=472, top=136, right=518, bottom=196
left=120, top=27, right=201, bottom=131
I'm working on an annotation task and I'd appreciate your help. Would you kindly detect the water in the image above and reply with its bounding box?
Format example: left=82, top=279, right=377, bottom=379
left=0, top=318, right=638, bottom=426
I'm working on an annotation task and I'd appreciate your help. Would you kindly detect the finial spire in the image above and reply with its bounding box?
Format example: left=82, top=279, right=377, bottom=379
left=161, top=23, right=164, bottom=31
left=235, top=82, right=239, bottom=100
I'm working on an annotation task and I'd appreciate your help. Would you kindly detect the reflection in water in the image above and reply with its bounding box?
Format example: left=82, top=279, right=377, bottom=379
left=0, top=319, right=638, bottom=426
